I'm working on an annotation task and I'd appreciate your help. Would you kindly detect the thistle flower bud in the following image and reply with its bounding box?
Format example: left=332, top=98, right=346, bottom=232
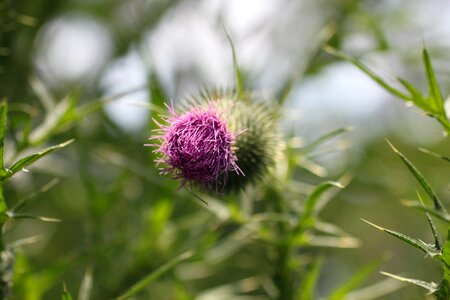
left=148, top=90, right=280, bottom=193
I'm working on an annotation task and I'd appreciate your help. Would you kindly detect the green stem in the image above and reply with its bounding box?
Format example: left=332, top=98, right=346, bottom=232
left=435, top=227, right=450, bottom=300
left=0, top=183, right=11, bottom=300
left=269, top=188, right=294, bottom=300
left=274, top=242, right=294, bottom=300
left=437, top=116, right=450, bottom=137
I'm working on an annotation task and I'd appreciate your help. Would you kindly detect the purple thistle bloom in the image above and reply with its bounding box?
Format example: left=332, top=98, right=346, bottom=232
left=150, top=104, right=242, bottom=188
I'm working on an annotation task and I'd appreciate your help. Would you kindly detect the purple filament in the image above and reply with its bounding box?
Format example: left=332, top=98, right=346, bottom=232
left=151, top=104, right=241, bottom=186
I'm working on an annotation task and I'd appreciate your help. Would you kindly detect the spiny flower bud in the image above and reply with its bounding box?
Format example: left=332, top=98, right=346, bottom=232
left=148, top=90, right=280, bottom=193
left=151, top=104, right=242, bottom=187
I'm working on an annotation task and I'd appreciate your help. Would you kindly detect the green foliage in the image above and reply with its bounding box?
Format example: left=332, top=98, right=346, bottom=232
left=224, top=27, right=245, bottom=99
left=380, top=272, right=438, bottom=294
left=362, top=218, right=441, bottom=257
left=387, top=140, right=446, bottom=213
left=61, top=284, right=73, bottom=300
left=3, top=139, right=73, bottom=181
left=329, top=258, right=384, bottom=300
left=0, top=101, right=7, bottom=178
left=116, top=251, right=194, bottom=300
left=298, top=257, right=323, bottom=300
left=3, top=1, right=447, bottom=299
left=333, top=40, right=450, bottom=297
left=326, top=46, right=450, bottom=134
left=363, top=143, right=450, bottom=299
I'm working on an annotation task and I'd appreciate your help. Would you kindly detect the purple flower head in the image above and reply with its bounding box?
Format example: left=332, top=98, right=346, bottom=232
left=151, top=103, right=242, bottom=188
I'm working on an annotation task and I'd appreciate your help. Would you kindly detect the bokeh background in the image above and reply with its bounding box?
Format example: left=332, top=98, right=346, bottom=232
left=2, top=0, right=450, bottom=299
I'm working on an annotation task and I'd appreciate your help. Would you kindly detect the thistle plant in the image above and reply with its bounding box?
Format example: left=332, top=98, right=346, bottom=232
left=148, top=90, right=280, bottom=194
left=4, top=2, right=436, bottom=298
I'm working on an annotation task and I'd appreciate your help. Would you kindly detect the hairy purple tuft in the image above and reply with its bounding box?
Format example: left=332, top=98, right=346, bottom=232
left=150, top=104, right=241, bottom=188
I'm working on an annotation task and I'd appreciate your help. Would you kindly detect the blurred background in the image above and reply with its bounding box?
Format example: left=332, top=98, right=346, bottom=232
left=2, top=0, right=450, bottom=299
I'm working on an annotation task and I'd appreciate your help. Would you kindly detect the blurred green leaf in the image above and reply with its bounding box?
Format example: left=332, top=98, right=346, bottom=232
left=277, top=22, right=337, bottom=105
left=329, top=258, right=384, bottom=300
left=298, top=157, right=328, bottom=177
left=205, top=225, right=256, bottom=263
left=362, top=219, right=440, bottom=257
left=29, top=75, right=55, bottom=112
left=307, top=235, right=360, bottom=248
left=296, top=127, right=351, bottom=154
left=305, top=181, right=343, bottom=215
left=298, top=258, right=323, bottom=300
left=4, top=139, right=74, bottom=181
left=419, top=148, right=450, bottom=163
left=380, top=272, right=438, bottom=293
left=116, top=250, right=194, bottom=300
left=0, top=101, right=7, bottom=178
left=402, top=200, right=450, bottom=223
left=74, top=85, right=148, bottom=123
left=346, top=278, right=404, bottom=300
left=78, top=267, right=93, bottom=300
left=149, top=71, right=167, bottom=109
left=387, top=140, right=447, bottom=214
left=315, top=220, right=353, bottom=237
left=224, top=28, right=245, bottom=98
left=291, top=181, right=345, bottom=247
left=28, top=95, right=75, bottom=145
left=323, top=46, right=410, bottom=100
left=61, top=283, right=74, bottom=300
left=11, top=178, right=59, bottom=213
left=423, top=47, right=446, bottom=115
left=397, top=78, right=426, bottom=107
left=6, top=211, right=61, bottom=222
left=13, top=251, right=80, bottom=300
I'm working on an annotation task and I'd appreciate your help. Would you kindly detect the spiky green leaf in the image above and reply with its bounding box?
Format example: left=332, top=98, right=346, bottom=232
left=417, top=192, right=441, bottom=250
left=326, top=46, right=450, bottom=133
left=323, top=46, right=410, bottom=101
left=362, top=219, right=440, bottom=257
left=4, top=139, right=74, bottom=181
left=423, top=47, right=446, bottom=115
left=387, top=140, right=447, bottom=214
left=380, top=272, right=438, bottom=293
left=397, top=78, right=425, bottom=108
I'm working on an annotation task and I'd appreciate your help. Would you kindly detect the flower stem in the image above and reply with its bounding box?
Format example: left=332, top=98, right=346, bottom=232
left=0, top=183, right=12, bottom=299
left=274, top=242, right=294, bottom=300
